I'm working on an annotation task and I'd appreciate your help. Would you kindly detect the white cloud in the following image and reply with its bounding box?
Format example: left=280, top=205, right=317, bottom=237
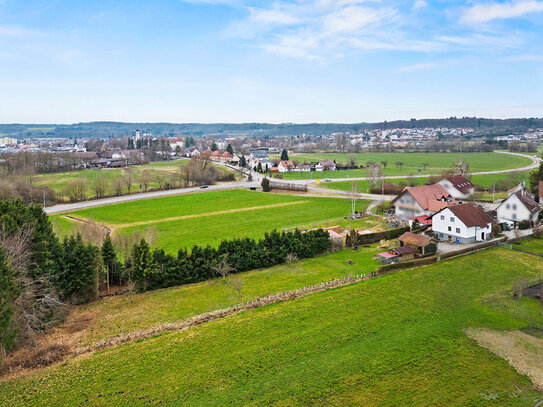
left=506, top=53, right=543, bottom=61
left=460, top=0, right=543, bottom=24
left=412, top=0, right=427, bottom=10
left=396, top=62, right=440, bottom=72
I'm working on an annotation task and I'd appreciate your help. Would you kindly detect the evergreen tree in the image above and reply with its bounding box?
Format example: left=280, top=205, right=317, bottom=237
left=0, top=248, right=18, bottom=359
left=132, top=239, right=152, bottom=291
left=101, top=234, right=117, bottom=292
left=529, top=155, right=543, bottom=195
left=60, top=235, right=99, bottom=303
left=226, top=144, right=234, bottom=155
left=261, top=177, right=271, bottom=192
left=257, top=162, right=263, bottom=172
left=136, top=139, right=143, bottom=149
left=240, top=156, right=247, bottom=168
left=211, top=142, right=218, bottom=151
left=127, top=138, right=135, bottom=150
left=281, top=149, right=289, bottom=161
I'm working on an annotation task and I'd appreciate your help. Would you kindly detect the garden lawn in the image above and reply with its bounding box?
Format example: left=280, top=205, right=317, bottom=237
left=73, top=247, right=381, bottom=346
left=1, top=248, right=543, bottom=406
left=512, top=238, right=543, bottom=255
left=52, top=189, right=373, bottom=253
left=273, top=152, right=531, bottom=179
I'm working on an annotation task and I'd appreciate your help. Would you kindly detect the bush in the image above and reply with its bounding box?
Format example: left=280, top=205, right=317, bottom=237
left=518, top=220, right=530, bottom=230
left=491, top=224, right=502, bottom=237
left=377, top=256, right=437, bottom=274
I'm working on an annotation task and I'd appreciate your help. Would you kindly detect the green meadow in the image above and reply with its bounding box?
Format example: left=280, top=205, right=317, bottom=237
left=320, top=171, right=531, bottom=194
left=512, top=238, right=543, bottom=255
left=271, top=152, right=531, bottom=179
left=52, top=189, right=376, bottom=253
left=2, top=248, right=543, bottom=406
left=33, top=160, right=234, bottom=201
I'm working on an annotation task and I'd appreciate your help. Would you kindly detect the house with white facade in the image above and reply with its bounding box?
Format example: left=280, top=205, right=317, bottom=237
left=438, top=175, right=475, bottom=200
left=431, top=203, right=493, bottom=243
left=390, top=184, right=456, bottom=220
left=278, top=160, right=295, bottom=173
left=319, top=160, right=337, bottom=171
left=496, top=188, right=540, bottom=225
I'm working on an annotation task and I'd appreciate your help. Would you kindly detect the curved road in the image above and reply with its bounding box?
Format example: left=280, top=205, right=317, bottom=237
left=44, top=151, right=540, bottom=214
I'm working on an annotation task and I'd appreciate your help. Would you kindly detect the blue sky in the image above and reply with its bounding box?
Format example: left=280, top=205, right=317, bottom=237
left=0, top=0, right=542, bottom=123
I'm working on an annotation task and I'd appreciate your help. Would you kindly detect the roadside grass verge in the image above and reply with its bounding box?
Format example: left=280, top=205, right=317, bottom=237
left=1, top=248, right=543, bottom=405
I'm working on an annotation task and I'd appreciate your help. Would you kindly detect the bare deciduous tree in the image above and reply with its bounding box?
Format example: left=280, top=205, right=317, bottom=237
left=93, top=175, right=109, bottom=198
left=229, top=278, right=244, bottom=299
left=113, top=176, right=124, bottom=196
left=212, top=255, right=232, bottom=283
left=64, top=178, right=87, bottom=202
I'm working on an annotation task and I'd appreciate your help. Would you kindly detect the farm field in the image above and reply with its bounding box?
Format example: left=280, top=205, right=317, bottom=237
left=319, top=171, right=530, bottom=194
left=63, top=247, right=382, bottom=347
left=33, top=160, right=235, bottom=202
left=2, top=248, right=543, bottom=405
left=52, top=189, right=376, bottom=253
left=512, top=238, right=543, bottom=255
left=272, top=152, right=531, bottom=179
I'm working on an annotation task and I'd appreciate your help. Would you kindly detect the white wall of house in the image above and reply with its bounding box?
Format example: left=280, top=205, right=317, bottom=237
left=496, top=194, right=539, bottom=224
left=278, top=163, right=290, bottom=172
left=437, top=179, right=474, bottom=200
left=394, top=191, right=431, bottom=220
left=432, top=208, right=491, bottom=243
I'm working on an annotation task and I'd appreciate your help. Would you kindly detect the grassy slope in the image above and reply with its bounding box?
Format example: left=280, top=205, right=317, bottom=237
left=52, top=190, right=375, bottom=252
left=75, top=247, right=381, bottom=346
left=33, top=160, right=234, bottom=201
left=272, top=152, right=531, bottom=179
left=2, top=248, right=543, bottom=406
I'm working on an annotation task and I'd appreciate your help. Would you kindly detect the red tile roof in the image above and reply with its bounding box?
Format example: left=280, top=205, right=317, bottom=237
left=391, top=184, right=456, bottom=211
left=398, top=232, right=432, bottom=247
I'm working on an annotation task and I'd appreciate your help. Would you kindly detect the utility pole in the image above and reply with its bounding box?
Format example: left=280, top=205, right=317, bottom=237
left=43, top=188, right=46, bottom=208
left=492, top=183, right=495, bottom=202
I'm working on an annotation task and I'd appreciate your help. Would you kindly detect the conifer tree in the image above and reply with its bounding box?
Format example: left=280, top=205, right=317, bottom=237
left=281, top=149, right=289, bottom=161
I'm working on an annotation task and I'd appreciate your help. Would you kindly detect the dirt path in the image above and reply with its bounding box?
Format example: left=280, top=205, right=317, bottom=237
left=466, top=328, right=543, bottom=391
left=61, top=200, right=309, bottom=230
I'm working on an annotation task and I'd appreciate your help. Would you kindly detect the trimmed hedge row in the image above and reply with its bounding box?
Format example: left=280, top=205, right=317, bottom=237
left=377, top=256, right=438, bottom=274
left=358, top=226, right=410, bottom=245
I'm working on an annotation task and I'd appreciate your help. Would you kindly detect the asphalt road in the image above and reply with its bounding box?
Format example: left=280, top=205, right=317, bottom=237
left=44, top=151, right=540, bottom=214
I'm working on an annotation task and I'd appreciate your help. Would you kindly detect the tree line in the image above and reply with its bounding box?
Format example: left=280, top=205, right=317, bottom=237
left=0, top=199, right=331, bottom=364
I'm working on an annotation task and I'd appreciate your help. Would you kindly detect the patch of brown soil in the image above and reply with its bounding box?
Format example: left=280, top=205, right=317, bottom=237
left=0, top=312, right=94, bottom=381
left=466, top=328, right=543, bottom=391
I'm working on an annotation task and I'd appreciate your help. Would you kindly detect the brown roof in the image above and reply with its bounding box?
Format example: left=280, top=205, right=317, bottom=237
left=435, top=202, right=493, bottom=228
left=398, top=232, right=432, bottom=247
left=444, top=175, right=474, bottom=194
left=393, top=246, right=417, bottom=255
left=514, top=190, right=541, bottom=214
left=391, top=184, right=456, bottom=211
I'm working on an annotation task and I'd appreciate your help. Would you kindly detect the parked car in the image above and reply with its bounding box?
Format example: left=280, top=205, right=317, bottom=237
left=200, top=185, right=209, bottom=189
left=324, top=178, right=332, bottom=182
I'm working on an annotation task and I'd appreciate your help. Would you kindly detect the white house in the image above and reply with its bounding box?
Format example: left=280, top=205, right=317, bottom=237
left=278, top=160, right=295, bottom=173
left=431, top=203, right=493, bottom=243
left=496, top=189, right=540, bottom=225
left=438, top=175, right=475, bottom=200
left=319, top=160, right=337, bottom=171
left=390, top=184, right=456, bottom=220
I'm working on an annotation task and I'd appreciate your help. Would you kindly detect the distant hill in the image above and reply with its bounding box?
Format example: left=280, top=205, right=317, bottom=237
left=1, top=117, right=542, bottom=138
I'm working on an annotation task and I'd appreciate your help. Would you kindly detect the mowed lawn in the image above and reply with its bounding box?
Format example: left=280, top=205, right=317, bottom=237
left=273, top=152, right=531, bottom=179
left=2, top=248, right=543, bottom=406
left=512, top=238, right=543, bottom=255
left=52, top=189, right=373, bottom=253
left=73, top=247, right=382, bottom=346
left=34, top=160, right=234, bottom=201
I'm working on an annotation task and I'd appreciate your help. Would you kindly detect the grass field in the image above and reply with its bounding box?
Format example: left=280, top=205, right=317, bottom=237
left=52, top=189, right=379, bottom=253
left=271, top=152, right=531, bottom=179
left=33, top=160, right=235, bottom=202
left=72, top=247, right=382, bottom=346
left=512, top=238, right=543, bottom=255
left=319, top=171, right=531, bottom=194
left=2, top=248, right=543, bottom=405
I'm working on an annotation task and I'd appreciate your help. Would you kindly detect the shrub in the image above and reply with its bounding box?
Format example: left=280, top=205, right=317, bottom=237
left=357, top=227, right=410, bottom=245
left=492, top=224, right=502, bottom=237
left=518, top=220, right=530, bottom=230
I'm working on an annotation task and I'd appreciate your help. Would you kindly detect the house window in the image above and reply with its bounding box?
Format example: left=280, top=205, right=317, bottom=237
left=512, top=213, right=516, bottom=220
left=456, top=228, right=460, bottom=233
left=506, top=204, right=510, bottom=209
left=440, top=215, right=445, bottom=220
left=512, top=204, right=517, bottom=210
left=448, top=226, right=451, bottom=231
left=450, top=217, right=455, bottom=222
